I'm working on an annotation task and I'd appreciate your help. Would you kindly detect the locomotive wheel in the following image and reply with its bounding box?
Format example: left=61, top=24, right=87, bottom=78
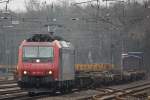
left=60, top=88, right=67, bottom=94
left=50, top=89, right=57, bottom=95
left=60, top=87, right=71, bottom=94
left=28, top=92, right=35, bottom=96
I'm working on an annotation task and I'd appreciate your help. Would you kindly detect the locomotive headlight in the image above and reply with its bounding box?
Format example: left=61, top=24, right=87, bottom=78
left=23, top=71, right=27, bottom=75
left=48, top=70, right=53, bottom=75
left=36, top=59, right=40, bottom=63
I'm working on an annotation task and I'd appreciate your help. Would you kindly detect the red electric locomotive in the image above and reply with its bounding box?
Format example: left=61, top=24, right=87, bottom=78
left=16, top=34, right=75, bottom=95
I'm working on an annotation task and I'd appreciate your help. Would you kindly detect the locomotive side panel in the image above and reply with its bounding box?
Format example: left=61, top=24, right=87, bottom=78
left=59, top=48, right=75, bottom=81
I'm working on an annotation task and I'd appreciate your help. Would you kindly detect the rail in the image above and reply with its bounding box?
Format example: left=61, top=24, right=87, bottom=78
left=79, top=81, right=150, bottom=100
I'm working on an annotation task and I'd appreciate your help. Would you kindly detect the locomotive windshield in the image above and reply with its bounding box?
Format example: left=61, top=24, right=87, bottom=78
left=23, top=46, right=53, bottom=62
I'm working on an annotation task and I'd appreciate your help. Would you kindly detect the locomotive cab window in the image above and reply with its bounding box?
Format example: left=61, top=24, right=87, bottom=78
left=23, top=46, right=54, bottom=62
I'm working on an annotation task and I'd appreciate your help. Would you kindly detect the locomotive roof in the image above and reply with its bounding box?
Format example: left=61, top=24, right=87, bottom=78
left=26, top=34, right=65, bottom=42
left=122, top=51, right=144, bottom=59
left=20, top=40, right=73, bottom=49
left=20, top=34, right=73, bottom=49
left=122, top=55, right=142, bottom=59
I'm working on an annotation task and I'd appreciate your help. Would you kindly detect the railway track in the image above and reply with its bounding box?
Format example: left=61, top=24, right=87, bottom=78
left=36, top=80, right=150, bottom=100
left=0, top=79, right=100, bottom=100
left=0, top=80, right=27, bottom=100
left=0, top=80, right=56, bottom=100
left=0, top=79, right=149, bottom=100
left=0, top=92, right=53, bottom=100
left=79, top=81, right=150, bottom=100
left=0, top=80, right=16, bottom=85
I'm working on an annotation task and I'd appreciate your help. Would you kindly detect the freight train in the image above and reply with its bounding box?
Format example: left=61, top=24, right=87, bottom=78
left=16, top=34, right=146, bottom=95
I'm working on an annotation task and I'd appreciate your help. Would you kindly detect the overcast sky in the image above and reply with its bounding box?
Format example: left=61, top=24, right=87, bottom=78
left=1, top=0, right=81, bottom=12
left=0, top=0, right=144, bottom=12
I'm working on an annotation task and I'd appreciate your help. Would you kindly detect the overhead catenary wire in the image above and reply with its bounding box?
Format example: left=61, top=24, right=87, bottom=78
left=71, top=0, right=125, bottom=28
left=0, top=0, right=8, bottom=3
left=0, top=0, right=141, bottom=29
left=72, top=0, right=97, bottom=5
